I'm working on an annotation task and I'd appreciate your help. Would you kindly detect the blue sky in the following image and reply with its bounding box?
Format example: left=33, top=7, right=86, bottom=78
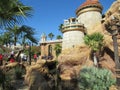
left=21, top=0, right=115, bottom=41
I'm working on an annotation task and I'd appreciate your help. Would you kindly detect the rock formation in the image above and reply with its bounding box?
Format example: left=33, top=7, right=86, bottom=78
left=58, top=45, right=93, bottom=80
left=24, top=60, right=57, bottom=90
left=58, top=0, right=120, bottom=80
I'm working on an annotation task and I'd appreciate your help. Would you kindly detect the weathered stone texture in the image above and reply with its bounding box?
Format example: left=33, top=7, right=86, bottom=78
left=62, top=31, right=84, bottom=50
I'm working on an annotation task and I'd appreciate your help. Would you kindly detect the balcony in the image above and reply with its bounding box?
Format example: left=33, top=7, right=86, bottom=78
left=62, top=22, right=85, bottom=33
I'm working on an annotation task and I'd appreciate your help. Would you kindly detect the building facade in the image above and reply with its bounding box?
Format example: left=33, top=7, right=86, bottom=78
left=40, top=0, right=103, bottom=59
left=61, top=0, right=103, bottom=50
left=40, top=33, right=62, bottom=59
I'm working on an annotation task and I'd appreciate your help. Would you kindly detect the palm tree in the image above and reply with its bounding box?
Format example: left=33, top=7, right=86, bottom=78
left=0, top=32, right=13, bottom=46
left=19, top=25, right=38, bottom=46
left=84, top=32, right=104, bottom=67
left=48, top=32, right=54, bottom=40
left=56, top=35, right=62, bottom=40
left=6, top=25, right=21, bottom=46
left=58, top=24, right=63, bottom=32
left=6, top=25, right=38, bottom=47
left=0, top=0, right=32, bottom=29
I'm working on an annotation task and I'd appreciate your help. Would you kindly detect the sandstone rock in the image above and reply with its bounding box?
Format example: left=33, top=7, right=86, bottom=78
left=58, top=45, right=94, bottom=80
left=106, top=0, right=120, bottom=18
left=58, top=1, right=120, bottom=79
left=110, top=85, right=118, bottom=90
left=24, top=59, right=57, bottom=90
left=99, top=53, right=115, bottom=73
left=6, top=62, right=19, bottom=68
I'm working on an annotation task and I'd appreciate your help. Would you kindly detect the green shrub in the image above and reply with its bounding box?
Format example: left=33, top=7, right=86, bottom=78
left=14, top=66, right=23, bottom=79
left=78, top=66, right=116, bottom=90
left=0, top=69, right=13, bottom=90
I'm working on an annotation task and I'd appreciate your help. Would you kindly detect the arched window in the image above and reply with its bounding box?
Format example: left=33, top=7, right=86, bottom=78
left=48, top=45, right=52, bottom=56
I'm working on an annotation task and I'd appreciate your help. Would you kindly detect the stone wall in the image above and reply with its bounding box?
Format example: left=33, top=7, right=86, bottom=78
left=77, top=11, right=102, bottom=31
left=62, top=31, right=84, bottom=50
left=40, top=41, right=62, bottom=59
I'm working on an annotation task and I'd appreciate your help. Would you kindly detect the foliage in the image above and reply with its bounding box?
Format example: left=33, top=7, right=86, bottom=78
left=30, top=46, right=41, bottom=56
left=4, top=74, right=14, bottom=90
left=23, top=46, right=29, bottom=54
left=0, top=0, right=32, bottom=29
left=0, top=47, right=11, bottom=59
left=6, top=25, right=38, bottom=46
left=6, top=25, right=21, bottom=46
left=19, top=25, right=38, bottom=45
left=48, top=32, right=54, bottom=40
left=0, top=69, right=14, bottom=90
left=84, top=32, right=104, bottom=52
left=54, top=44, right=62, bottom=57
left=0, top=48, right=4, bottom=54
left=78, top=66, right=116, bottom=90
left=0, top=66, right=26, bottom=90
left=58, top=24, right=63, bottom=32
left=0, top=32, right=13, bottom=46
left=14, top=66, right=23, bottom=79
left=56, top=35, right=62, bottom=39
left=23, top=46, right=40, bottom=59
left=0, top=70, right=5, bottom=85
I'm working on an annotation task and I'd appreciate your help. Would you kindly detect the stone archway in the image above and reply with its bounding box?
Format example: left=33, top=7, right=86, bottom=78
left=48, top=45, right=52, bottom=56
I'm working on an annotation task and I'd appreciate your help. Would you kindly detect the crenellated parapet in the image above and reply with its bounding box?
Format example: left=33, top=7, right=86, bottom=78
left=61, top=17, right=85, bottom=33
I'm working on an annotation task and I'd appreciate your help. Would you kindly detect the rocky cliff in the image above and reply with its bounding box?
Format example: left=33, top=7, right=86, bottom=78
left=58, top=0, right=120, bottom=80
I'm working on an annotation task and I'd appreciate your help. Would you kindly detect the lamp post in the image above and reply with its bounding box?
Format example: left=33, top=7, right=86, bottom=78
left=105, top=15, right=120, bottom=85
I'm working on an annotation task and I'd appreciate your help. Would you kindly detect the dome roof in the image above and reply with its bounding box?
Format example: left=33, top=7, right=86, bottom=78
left=81, top=0, right=102, bottom=7
left=76, top=0, right=103, bottom=15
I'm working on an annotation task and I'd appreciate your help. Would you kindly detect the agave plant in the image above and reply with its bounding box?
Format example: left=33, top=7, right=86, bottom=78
left=78, top=66, right=116, bottom=90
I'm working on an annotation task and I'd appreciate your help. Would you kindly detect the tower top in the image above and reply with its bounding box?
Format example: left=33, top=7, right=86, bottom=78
left=41, top=33, right=47, bottom=42
left=80, top=0, right=101, bottom=7
left=76, top=0, right=103, bottom=16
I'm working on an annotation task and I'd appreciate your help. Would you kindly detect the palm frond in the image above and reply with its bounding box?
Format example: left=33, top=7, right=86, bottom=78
left=0, top=0, right=33, bottom=29
left=84, top=32, right=104, bottom=51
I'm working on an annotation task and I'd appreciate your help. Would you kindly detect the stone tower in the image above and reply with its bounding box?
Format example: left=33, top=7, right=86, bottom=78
left=61, top=0, right=103, bottom=50
left=40, top=33, right=47, bottom=43
left=61, top=17, right=85, bottom=50
left=76, top=0, right=103, bottom=32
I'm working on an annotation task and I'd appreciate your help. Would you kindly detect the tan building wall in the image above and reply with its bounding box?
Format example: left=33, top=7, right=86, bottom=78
left=40, top=40, right=62, bottom=59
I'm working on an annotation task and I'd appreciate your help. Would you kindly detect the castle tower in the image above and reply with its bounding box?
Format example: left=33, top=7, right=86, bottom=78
left=61, top=17, right=85, bottom=50
left=76, top=0, right=103, bottom=32
left=40, top=33, right=47, bottom=43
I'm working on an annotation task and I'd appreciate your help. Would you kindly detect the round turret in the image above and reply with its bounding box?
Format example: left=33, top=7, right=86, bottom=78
left=76, top=0, right=103, bottom=16
left=76, top=0, right=103, bottom=32
left=61, top=17, right=85, bottom=50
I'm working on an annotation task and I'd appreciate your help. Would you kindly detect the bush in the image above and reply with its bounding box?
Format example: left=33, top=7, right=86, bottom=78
left=14, top=66, right=23, bottom=79
left=0, top=69, right=14, bottom=90
left=78, top=66, right=116, bottom=90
